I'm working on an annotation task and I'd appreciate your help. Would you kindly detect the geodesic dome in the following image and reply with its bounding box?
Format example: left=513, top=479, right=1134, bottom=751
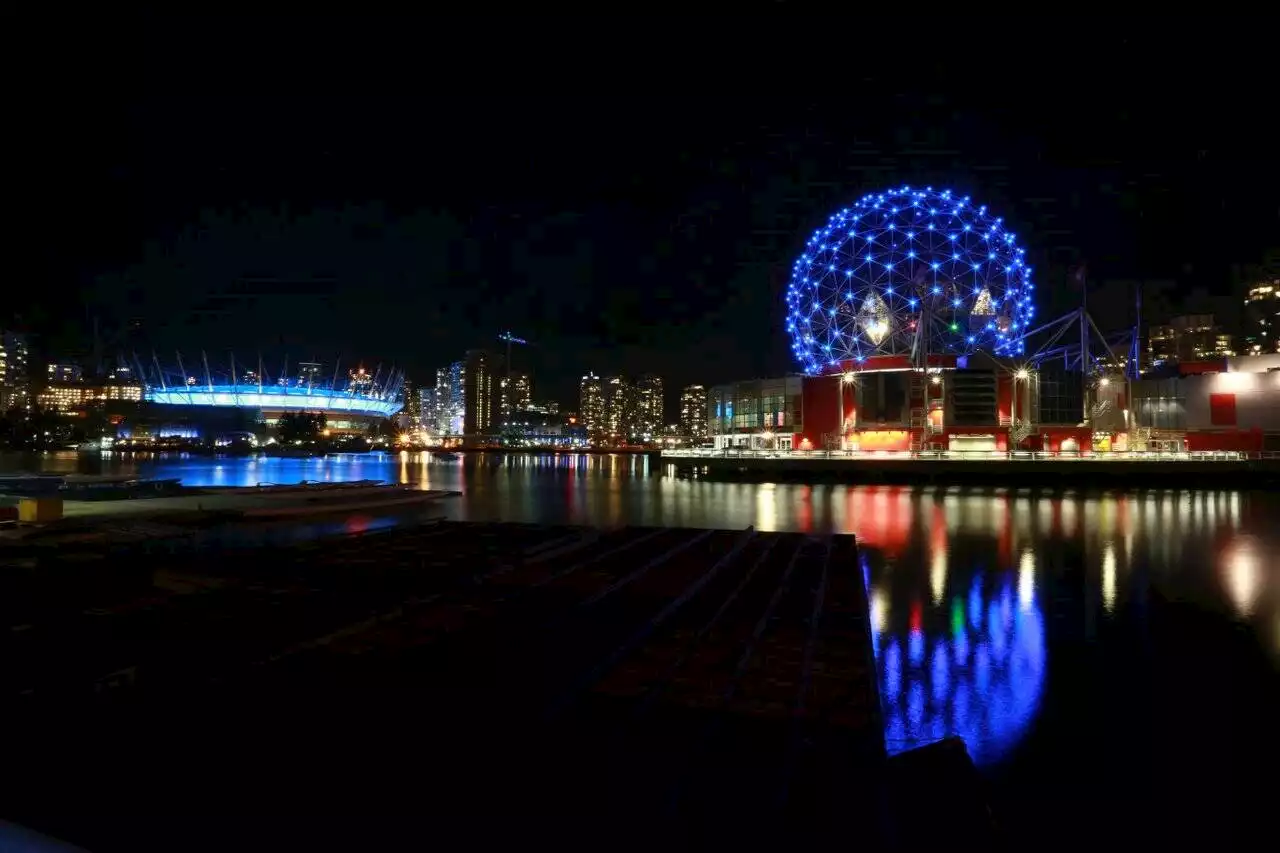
left=786, top=186, right=1035, bottom=373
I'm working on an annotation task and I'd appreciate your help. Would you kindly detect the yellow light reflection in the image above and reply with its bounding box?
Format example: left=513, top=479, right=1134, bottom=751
left=1061, top=501, right=1078, bottom=538
left=1018, top=549, right=1036, bottom=611
left=1102, top=542, right=1117, bottom=612
left=930, top=548, right=947, bottom=604
left=756, top=483, right=778, bottom=533
left=870, top=587, right=887, bottom=634
left=1222, top=536, right=1261, bottom=618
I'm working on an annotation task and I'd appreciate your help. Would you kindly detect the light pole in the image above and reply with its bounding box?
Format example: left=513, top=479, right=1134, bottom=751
left=837, top=371, right=856, bottom=450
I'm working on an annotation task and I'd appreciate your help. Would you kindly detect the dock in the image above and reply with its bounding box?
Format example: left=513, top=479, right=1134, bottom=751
left=0, top=520, right=938, bottom=849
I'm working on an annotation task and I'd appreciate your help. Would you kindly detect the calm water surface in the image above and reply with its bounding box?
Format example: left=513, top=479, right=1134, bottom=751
left=16, top=451, right=1280, bottom=843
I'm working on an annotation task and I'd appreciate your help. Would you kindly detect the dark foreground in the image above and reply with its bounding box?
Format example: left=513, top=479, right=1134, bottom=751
left=1, top=521, right=997, bottom=851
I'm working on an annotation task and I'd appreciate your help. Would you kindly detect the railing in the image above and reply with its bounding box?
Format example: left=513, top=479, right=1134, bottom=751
left=662, top=448, right=1280, bottom=462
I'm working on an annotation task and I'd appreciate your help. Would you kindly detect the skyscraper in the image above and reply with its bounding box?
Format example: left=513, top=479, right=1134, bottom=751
left=603, top=375, right=638, bottom=441
left=635, top=375, right=663, bottom=440
left=435, top=361, right=464, bottom=435
left=499, top=373, right=532, bottom=424
left=0, top=331, right=30, bottom=412
left=402, top=378, right=421, bottom=429
left=419, top=386, right=437, bottom=431
left=579, top=373, right=605, bottom=439
left=463, top=349, right=500, bottom=436
left=679, top=384, right=708, bottom=439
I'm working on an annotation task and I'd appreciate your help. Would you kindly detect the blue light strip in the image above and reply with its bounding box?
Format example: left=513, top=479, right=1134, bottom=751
left=147, top=385, right=402, bottom=417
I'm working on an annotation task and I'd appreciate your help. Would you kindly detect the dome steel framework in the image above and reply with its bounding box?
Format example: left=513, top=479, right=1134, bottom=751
left=786, top=186, right=1036, bottom=374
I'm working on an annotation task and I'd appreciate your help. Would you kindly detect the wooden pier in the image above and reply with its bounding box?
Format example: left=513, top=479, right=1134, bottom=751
left=0, top=521, right=990, bottom=850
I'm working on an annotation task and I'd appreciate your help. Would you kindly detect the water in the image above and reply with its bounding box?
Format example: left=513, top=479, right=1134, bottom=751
left=11, top=451, right=1280, bottom=842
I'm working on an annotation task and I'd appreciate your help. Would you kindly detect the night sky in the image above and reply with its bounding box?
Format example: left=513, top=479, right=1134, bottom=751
left=17, top=20, right=1277, bottom=411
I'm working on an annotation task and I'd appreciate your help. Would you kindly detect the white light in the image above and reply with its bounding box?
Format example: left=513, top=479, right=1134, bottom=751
left=1015, top=369, right=1029, bottom=380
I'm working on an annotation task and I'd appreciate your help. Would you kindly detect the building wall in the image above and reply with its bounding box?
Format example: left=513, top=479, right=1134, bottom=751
left=1132, top=370, right=1280, bottom=432
left=709, top=376, right=804, bottom=446
left=798, top=374, right=849, bottom=449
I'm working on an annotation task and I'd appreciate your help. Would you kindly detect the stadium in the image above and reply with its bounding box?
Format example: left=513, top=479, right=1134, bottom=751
left=135, top=355, right=404, bottom=438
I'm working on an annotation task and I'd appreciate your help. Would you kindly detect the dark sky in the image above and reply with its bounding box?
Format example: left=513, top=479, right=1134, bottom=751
left=16, top=19, right=1278, bottom=411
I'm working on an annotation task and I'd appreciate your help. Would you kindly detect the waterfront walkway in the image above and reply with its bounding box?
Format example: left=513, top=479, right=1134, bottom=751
left=662, top=448, right=1280, bottom=485
left=1, top=521, right=987, bottom=850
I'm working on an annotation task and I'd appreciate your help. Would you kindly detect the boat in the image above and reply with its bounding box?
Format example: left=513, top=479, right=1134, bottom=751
left=0, top=474, right=65, bottom=496
left=432, top=451, right=460, bottom=460
left=59, top=474, right=184, bottom=499
left=0, top=474, right=184, bottom=499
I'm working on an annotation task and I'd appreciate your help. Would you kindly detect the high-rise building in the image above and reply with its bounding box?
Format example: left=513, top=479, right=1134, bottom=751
left=603, top=375, right=639, bottom=441
left=463, top=349, right=500, bottom=436
left=579, top=373, right=605, bottom=438
left=498, top=373, right=532, bottom=424
left=435, top=361, right=464, bottom=435
left=419, top=387, right=437, bottom=431
left=47, top=362, right=83, bottom=383
left=1147, top=314, right=1235, bottom=363
left=635, top=375, right=663, bottom=441
left=400, top=378, right=421, bottom=429
left=1244, top=280, right=1280, bottom=354
left=0, top=331, right=30, bottom=412
left=679, top=384, right=708, bottom=439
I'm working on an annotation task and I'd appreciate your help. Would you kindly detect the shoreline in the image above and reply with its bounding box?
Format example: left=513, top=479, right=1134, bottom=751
left=662, top=454, right=1280, bottom=487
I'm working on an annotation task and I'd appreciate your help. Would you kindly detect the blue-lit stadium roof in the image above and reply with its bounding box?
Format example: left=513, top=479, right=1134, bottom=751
left=146, top=385, right=402, bottom=418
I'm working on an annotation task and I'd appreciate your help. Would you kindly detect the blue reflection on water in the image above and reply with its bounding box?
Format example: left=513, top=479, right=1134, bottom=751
left=133, top=453, right=401, bottom=488
left=877, top=571, right=1046, bottom=768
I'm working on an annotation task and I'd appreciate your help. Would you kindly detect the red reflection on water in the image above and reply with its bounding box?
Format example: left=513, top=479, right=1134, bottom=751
left=910, top=600, right=923, bottom=633
left=930, top=503, right=947, bottom=554
left=843, top=486, right=911, bottom=555
left=796, top=486, right=813, bottom=532
left=344, top=515, right=373, bottom=534
left=997, top=493, right=1012, bottom=565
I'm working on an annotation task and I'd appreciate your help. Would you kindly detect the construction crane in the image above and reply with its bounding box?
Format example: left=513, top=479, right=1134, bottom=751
left=497, top=331, right=530, bottom=425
